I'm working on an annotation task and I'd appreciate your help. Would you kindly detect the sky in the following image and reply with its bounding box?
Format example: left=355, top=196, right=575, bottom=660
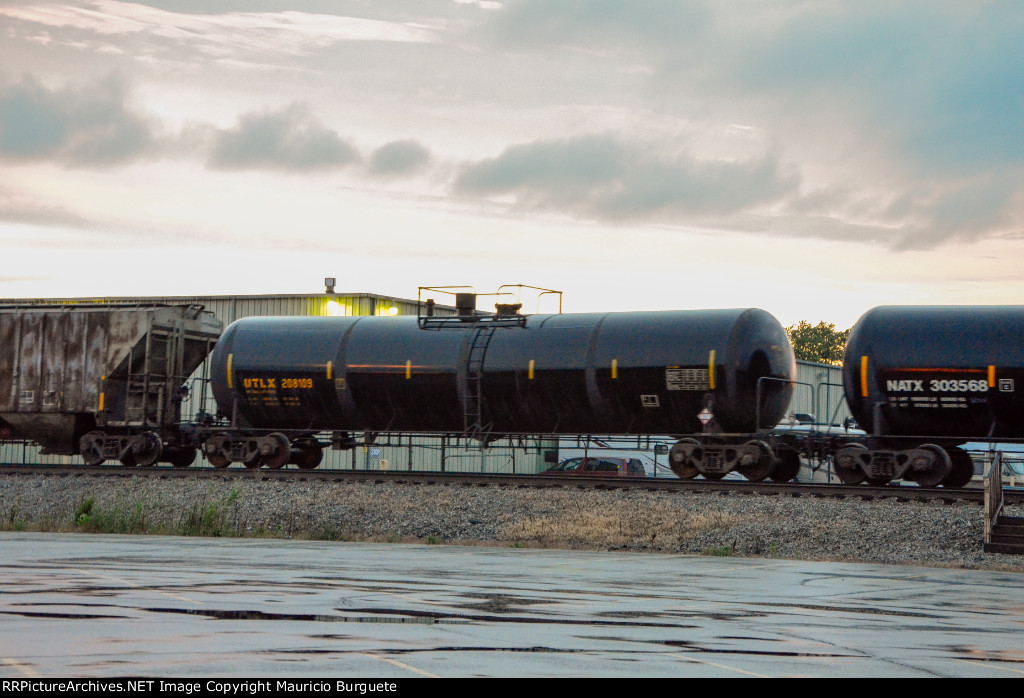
left=2, top=0, right=1024, bottom=328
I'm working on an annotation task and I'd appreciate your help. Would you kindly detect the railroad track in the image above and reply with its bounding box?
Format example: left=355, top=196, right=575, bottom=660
left=3, top=464, right=1021, bottom=505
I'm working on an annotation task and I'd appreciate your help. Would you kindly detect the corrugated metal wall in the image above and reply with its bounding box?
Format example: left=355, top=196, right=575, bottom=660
left=787, top=360, right=851, bottom=425
left=3, top=293, right=440, bottom=324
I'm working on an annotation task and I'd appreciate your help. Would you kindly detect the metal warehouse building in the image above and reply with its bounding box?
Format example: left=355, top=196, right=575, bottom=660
left=1, top=289, right=850, bottom=473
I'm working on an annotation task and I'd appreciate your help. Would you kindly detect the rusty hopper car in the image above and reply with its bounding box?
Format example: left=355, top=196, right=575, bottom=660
left=0, top=305, right=222, bottom=467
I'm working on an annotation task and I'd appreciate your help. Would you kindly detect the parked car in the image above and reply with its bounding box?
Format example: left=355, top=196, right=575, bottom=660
left=541, top=457, right=647, bottom=478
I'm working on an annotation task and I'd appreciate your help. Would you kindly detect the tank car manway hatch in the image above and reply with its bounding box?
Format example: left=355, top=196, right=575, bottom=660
left=0, top=304, right=222, bottom=467
left=417, top=285, right=563, bottom=442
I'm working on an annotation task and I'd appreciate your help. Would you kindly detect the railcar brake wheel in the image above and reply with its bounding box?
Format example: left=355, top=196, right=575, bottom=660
left=769, top=448, right=801, bottom=482
left=261, top=433, right=291, bottom=470
left=941, top=447, right=974, bottom=489
left=79, top=431, right=106, bottom=466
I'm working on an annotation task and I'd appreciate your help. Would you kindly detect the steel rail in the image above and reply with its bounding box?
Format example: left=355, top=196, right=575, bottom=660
left=2, top=464, right=1021, bottom=505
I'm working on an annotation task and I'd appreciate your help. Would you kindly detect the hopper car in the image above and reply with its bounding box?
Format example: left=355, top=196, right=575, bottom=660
left=0, top=304, right=221, bottom=467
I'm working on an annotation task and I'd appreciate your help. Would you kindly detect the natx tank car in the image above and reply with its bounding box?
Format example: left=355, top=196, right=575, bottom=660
left=837, top=305, right=1024, bottom=488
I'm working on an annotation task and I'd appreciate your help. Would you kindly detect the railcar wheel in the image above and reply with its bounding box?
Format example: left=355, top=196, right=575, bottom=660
left=668, top=439, right=699, bottom=479
left=166, top=447, right=196, bottom=468
left=292, top=440, right=323, bottom=470
left=770, top=448, right=801, bottom=483
left=242, top=450, right=261, bottom=469
left=206, top=451, right=230, bottom=468
left=941, top=447, right=975, bottom=489
left=906, top=444, right=951, bottom=488
left=79, top=431, right=106, bottom=466
left=130, top=431, right=163, bottom=467
left=833, top=444, right=868, bottom=484
left=261, top=433, right=291, bottom=470
left=737, top=440, right=774, bottom=482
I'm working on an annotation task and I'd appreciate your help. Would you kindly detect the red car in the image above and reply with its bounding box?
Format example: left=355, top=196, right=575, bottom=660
left=541, top=457, right=647, bottom=478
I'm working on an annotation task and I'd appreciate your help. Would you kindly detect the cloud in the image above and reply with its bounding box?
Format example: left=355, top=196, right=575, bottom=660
left=455, top=133, right=798, bottom=222
left=487, top=0, right=710, bottom=52
left=0, top=74, right=157, bottom=166
left=366, top=139, right=432, bottom=177
left=471, top=2, right=1024, bottom=248
left=0, top=184, right=90, bottom=229
left=718, top=2, right=1024, bottom=175
left=0, top=1, right=438, bottom=64
left=207, top=104, right=360, bottom=171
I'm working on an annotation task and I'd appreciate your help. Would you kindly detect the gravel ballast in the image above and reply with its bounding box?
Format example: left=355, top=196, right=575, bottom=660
left=2, top=473, right=1023, bottom=572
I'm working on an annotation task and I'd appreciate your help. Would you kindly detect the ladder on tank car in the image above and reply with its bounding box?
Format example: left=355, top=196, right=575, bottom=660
left=415, top=285, right=562, bottom=444
left=464, top=325, right=496, bottom=439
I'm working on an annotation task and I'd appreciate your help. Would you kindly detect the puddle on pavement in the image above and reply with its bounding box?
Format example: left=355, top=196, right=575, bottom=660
left=662, top=640, right=857, bottom=658
left=942, top=645, right=1024, bottom=664
left=144, top=607, right=465, bottom=625
left=459, top=594, right=550, bottom=613
left=142, top=605, right=696, bottom=629
left=0, top=609, right=129, bottom=619
left=759, top=602, right=939, bottom=618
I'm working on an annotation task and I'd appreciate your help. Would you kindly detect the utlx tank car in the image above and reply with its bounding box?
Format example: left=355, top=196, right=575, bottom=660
left=208, top=308, right=797, bottom=478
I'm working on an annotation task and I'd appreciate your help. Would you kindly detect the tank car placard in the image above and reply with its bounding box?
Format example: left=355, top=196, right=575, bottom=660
left=665, top=367, right=709, bottom=391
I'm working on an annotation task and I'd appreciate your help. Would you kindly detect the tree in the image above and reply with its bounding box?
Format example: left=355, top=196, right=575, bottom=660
left=785, top=321, right=851, bottom=365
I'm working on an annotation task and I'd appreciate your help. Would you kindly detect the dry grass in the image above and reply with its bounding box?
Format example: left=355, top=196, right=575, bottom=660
left=501, top=494, right=746, bottom=549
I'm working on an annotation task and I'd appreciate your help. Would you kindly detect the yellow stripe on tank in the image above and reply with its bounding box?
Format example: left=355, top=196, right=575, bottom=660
left=989, top=365, right=996, bottom=388
left=708, top=350, right=716, bottom=389
left=861, top=356, right=869, bottom=397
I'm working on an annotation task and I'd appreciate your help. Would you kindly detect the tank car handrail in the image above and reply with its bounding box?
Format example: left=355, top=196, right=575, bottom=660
left=756, top=376, right=814, bottom=431
left=985, top=452, right=1004, bottom=544
left=816, top=381, right=850, bottom=429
